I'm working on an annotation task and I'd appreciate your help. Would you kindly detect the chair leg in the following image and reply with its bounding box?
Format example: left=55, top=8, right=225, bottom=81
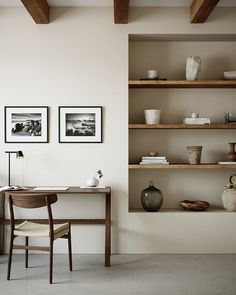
left=7, top=236, right=14, bottom=280
left=25, top=237, right=29, bottom=268
left=68, top=228, right=72, bottom=271
left=49, top=240, right=54, bottom=284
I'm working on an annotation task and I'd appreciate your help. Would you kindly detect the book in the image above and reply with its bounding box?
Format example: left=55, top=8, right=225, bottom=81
left=0, top=185, right=28, bottom=192
left=140, top=160, right=168, bottom=164
left=217, top=162, right=236, bottom=165
left=139, top=162, right=170, bottom=165
left=183, top=118, right=211, bottom=125
left=142, top=156, right=166, bottom=160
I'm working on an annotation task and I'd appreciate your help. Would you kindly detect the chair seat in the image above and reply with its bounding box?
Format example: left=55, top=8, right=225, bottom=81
left=14, top=221, right=69, bottom=240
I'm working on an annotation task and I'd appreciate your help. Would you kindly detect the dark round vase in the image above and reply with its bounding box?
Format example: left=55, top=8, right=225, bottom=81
left=141, top=180, right=163, bottom=212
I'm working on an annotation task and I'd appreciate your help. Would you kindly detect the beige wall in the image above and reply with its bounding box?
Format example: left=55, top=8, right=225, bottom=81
left=0, top=6, right=236, bottom=253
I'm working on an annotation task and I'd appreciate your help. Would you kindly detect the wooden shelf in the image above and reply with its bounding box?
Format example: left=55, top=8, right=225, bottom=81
left=129, top=124, right=236, bottom=129
left=129, top=163, right=236, bottom=169
left=129, top=208, right=229, bottom=213
left=129, top=80, right=236, bottom=88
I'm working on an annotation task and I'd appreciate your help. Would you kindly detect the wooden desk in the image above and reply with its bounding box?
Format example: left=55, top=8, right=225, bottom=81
left=0, top=186, right=111, bottom=266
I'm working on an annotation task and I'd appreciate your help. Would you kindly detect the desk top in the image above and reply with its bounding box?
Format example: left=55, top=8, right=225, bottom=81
left=4, top=186, right=111, bottom=195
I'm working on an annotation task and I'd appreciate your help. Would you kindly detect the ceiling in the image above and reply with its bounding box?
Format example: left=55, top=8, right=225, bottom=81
left=0, top=0, right=236, bottom=7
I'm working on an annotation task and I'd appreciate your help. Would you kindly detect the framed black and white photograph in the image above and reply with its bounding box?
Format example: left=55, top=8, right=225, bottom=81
left=5, top=106, right=49, bottom=143
left=59, top=106, right=102, bottom=143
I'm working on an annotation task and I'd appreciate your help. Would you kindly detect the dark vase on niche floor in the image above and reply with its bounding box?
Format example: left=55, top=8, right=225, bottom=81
left=141, top=180, right=163, bottom=212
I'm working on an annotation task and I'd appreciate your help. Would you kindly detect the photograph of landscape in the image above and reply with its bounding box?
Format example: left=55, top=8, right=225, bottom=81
left=11, top=113, right=42, bottom=136
left=66, top=113, right=96, bottom=136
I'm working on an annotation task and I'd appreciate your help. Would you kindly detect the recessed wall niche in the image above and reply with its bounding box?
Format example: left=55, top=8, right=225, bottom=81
left=128, top=34, right=236, bottom=212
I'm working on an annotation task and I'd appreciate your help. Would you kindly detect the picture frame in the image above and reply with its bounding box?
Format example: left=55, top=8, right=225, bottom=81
left=58, top=106, right=103, bottom=143
left=5, top=106, right=49, bottom=143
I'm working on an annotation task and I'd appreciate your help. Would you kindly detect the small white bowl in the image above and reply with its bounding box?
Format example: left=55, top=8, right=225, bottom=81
left=224, top=71, right=236, bottom=80
left=149, top=152, right=159, bottom=157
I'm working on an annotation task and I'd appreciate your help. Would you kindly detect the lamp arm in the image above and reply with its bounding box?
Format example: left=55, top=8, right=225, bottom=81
left=8, top=153, right=11, bottom=187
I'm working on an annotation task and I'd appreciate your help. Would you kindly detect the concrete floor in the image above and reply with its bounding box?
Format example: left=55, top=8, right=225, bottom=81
left=0, top=254, right=236, bottom=295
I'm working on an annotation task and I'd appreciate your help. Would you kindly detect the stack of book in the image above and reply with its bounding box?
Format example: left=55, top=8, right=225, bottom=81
left=140, top=156, right=169, bottom=165
left=183, top=117, right=211, bottom=125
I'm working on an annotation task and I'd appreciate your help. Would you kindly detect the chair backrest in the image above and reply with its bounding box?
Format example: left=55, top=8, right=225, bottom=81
left=8, top=193, right=57, bottom=209
left=7, top=193, right=58, bottom=239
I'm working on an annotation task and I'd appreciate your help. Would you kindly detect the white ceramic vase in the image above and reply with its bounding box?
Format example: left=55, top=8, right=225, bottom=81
left=222, top=187, right=236, bottom=212
left=144, top=109, right=161, bottom=125
left=186, top=56, right=201, bottom=81
left=86, top=177, right=99, bottom=187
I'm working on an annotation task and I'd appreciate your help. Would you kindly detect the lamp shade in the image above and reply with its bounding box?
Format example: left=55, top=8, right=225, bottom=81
left=16, top=151, right=24, bottom=158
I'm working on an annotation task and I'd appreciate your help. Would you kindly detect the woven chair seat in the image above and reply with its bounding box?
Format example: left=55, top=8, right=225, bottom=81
left=14, top=221, right=69, bottom=240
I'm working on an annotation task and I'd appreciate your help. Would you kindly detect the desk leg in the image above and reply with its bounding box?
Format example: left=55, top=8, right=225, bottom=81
left=105, top=192, right=111, bottom=267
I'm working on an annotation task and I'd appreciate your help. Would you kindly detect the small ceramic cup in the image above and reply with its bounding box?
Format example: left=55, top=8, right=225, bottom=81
left=191, top=112, right=199, bottom=119
left=147, top=70, right=159, bottom=80
left=144, top=109, right=161, bottom=125
left=187, top=146, right=203, bottom=164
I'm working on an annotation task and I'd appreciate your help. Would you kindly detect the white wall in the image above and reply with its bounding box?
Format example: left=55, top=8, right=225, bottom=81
left=1, top=6, right=236, bottom=253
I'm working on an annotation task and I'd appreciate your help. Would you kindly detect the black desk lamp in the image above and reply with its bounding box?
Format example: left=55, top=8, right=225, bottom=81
left=5, top=151, right=24, bottom=186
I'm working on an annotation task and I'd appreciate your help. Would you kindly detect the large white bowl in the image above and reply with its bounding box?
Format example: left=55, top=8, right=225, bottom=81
left=224, top=71, right=236, bottom=80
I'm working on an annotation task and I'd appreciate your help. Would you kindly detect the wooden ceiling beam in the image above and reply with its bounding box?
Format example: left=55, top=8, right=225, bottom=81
left=114, top=0, right=129, bottom=24
left=190, top=0, right=220, bottom=23
left=21, top=0, right=49, bottom=24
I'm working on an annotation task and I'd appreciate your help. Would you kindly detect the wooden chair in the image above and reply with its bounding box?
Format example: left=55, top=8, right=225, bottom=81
left=7, top=193, right=72, bottom=284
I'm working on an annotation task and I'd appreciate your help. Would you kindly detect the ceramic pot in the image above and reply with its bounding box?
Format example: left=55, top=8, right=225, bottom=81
left=147, top=70, right=159, bottom=79
left=228, top=142, right=236, bottom=162
left=222, top=187, right=236, bottom=212
left=229, top=174, right=236, bottom=186
left=141, top=180, right=163, bottom=212
left=191, top=112, right=199, bottom=119
left=86, top=177, right=99, bottom=187
left=144, top=109, right=161, bottom=125
left=187, top=146, right=202, bottom=164
left=186, top=56, right=201, bottom=81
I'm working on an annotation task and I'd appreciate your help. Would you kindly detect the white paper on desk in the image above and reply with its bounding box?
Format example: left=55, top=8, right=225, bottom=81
left=80, top=186, right=106, bottom=189
left=33, top=187, right=69, bottom=191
